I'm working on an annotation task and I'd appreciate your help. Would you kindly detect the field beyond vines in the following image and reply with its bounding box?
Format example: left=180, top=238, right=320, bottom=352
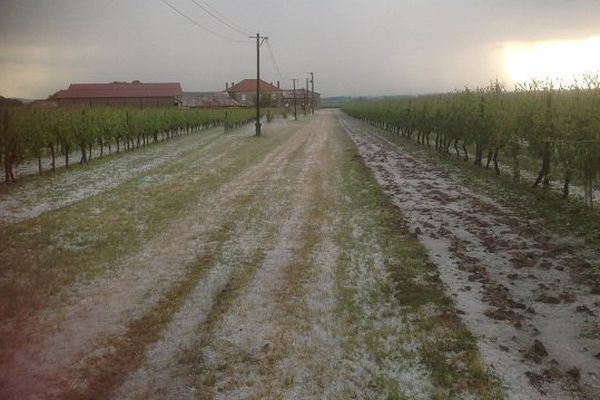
left=0, top=109, right=598, bottom=400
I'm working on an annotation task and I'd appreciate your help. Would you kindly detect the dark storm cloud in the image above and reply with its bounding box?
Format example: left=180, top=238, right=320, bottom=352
left=1, top=0, right=600, bottom=98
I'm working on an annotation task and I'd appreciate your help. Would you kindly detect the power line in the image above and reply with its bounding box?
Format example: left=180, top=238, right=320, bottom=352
left=266, top=39, right=283, bottom=82
left=198, top=0, right=254, bottom=35
left=189, top=0, right=253, bottom=36
left=159, top=0, right=249, bottom=43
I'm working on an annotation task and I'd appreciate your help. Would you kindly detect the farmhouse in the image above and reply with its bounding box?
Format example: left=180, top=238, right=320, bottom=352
left=281, top=88, right=321, bottom=111
left=226, top=79, right=282, bottom=107
left=52, top=81, right=183, bottom=108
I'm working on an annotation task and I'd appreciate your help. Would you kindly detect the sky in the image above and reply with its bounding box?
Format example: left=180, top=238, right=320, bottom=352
left=1, top=0, right=600, bottom=99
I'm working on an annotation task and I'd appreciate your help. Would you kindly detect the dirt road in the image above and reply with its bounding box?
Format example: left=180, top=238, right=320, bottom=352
left=3, top=110, right=596, bottom=399
left=339, top=112, right=600, bottom=400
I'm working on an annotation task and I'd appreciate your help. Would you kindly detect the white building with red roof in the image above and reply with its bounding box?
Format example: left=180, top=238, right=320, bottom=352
left=226, top=79, right=282, bottom=107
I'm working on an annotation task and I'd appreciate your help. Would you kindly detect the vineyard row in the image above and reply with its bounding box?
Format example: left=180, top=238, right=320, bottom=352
left=342, top=80, right=600, bottom=208
left=0, top=107, right=256, bottom=183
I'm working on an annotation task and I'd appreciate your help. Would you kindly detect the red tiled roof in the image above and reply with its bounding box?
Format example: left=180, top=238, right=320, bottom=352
left=228, top=79, right=281, bottom=93
left=53, top=82, right=183, bottom=99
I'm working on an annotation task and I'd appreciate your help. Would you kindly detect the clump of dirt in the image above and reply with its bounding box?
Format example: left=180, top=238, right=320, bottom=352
left=458, top=262, right=487, bottom=283
left=426, top=189, right=457, bottom=205
left=437, top=226, right=452, bottom=237
left=559, top=292, right=577, bottom=304
left=576, top=305, right=596, bottom=317
left=564, top=258, right=600, bottom=294
left=523, top=340, right=548, bottom=364
left=463, top=214, right=492, bottom=229
left=484, top=307, right=523, bottom=328
left=508, top=251, right=538, bottom=269
left=535, top=295, right=561, bottom=304
left=484, top=284, right=526, bottom=309
left=535, top=292, right=577, bottom=304
left=566, top=367, right=581, bottom=382
left=525, top=367, right=562, bottom=394
left=482, top=284, right=526, bottom=328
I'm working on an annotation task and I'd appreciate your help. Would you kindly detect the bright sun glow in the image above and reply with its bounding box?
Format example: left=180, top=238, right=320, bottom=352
left=502, top=36, right=600, bottom=85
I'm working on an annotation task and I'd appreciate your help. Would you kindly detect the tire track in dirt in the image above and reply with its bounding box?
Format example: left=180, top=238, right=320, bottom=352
left=340, top=113, right=600, bottom=400
left=254, top=114, right=347, bottom=398
left=332, top=127, right=438, bottom=399
left=0, top=119, right=310, bottom=400
left=195, top=116, right=333, bottom=399
left=266, top=115, right=352, bottom=398
left=111, top=120, right=318, bottom=399
left=262, top=113, right=426, bottom=399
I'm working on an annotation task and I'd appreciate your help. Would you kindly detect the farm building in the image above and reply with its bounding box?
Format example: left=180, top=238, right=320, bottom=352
left=281, top=88, right=321, bottom=111
left=226, top=79, right=282, bottom=107
left=52, top=82, right=183, bottom=108
left=182, top=91, right=239, bottom=108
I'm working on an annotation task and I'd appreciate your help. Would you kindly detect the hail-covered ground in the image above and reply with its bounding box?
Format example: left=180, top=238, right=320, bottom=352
left=0, top=110, right=597, bottom=399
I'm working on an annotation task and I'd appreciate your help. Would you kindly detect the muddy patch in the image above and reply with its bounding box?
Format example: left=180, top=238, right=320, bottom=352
left=340, top=113, right=600, bottom=400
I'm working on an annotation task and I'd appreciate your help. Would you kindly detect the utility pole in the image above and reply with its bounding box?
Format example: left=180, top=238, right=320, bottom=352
left=250, top=33, right=268, bottom=136
left=291, top=78, right=298, bottom=121
left=310, top=72, right=315, bottom=114
left=305, top=78, right=309, bottom=116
